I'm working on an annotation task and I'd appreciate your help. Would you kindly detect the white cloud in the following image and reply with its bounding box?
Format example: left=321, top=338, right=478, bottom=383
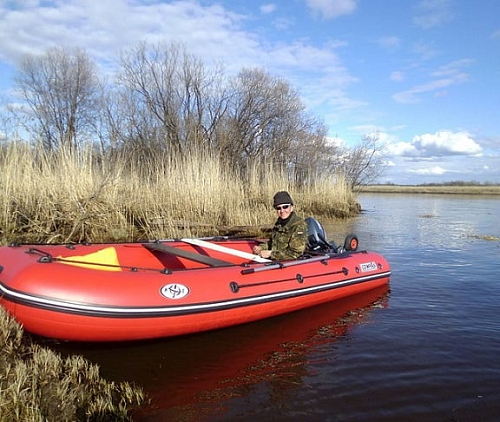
left=390, top=71, right=405, bottom=82
left=413, top=131, right=482, bottom=156
left=491, top=29, right=500, bottom=40
left=412, top=42, right=439, bottom=60
left=306, top=0, right=357, bottom=20
left=270, top=41, right=342, bottom=70
left=377, top=36, right=401, bottom=51
left=413, top=0, right=454, bottom=29
left=260, top=3, right=276, bottom=14
left=272, top=17, right=294, bottom=30
left=392, top=78, right=454, bottom=103
left=349, top=124, right=382, bottom=134
left=0, top=1, right=359, bottom=90
left=390, top=125, right=407, bottom=132
left=410, top=166, right=448, bottom=175
left=387, top=131, right=482, bottom=158
left=392, top=59, right=471, bottom=103
left=347, top=127, right=405, bottom=148
left=431, top=59, right=475, bottom=77
left=0, top=1, right=254, bottom=69
left=388, top=141, right=419, bottom=157
left=266, top=40, right=359, bottom=116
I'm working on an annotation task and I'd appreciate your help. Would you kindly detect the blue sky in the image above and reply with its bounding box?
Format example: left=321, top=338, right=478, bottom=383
left=0, top=0, right=499, bottom=184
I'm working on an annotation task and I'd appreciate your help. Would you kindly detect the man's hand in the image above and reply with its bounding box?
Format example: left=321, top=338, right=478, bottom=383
left=253, top=245, right=272, bottom=259
left=260, top=250, right=272, bottom=259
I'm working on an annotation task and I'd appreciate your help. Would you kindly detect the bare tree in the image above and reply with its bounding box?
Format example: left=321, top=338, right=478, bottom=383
left=225, top=68, right=297, bottom=163
left=338, top=134, right=388, bottom=188
left=223, top=68, right=328, bottom=179
left=288, top=123, right=330, bottom=185
left=116, top=42, right=227, bottom=155
left=15, top=47, right=101, bottom=150
left=0, top=96, right=14, bottom=142
left=9, top=43, right=386, bottom=191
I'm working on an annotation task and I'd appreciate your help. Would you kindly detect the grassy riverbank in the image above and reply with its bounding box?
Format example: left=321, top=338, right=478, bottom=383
left=1, top=142, right=358, bottom=245
left=359, top=184, right=500, bottom=195
left=0, top=307, right=145, bottom=421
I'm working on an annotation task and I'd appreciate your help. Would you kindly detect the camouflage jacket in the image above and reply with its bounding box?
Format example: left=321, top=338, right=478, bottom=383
left=260, top=212, right=308, bottom=260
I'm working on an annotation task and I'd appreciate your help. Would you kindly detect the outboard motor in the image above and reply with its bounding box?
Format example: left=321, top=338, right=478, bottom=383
left=305, top=217, right=336, bottom=252
left=304, top=217, right=359, bottom=254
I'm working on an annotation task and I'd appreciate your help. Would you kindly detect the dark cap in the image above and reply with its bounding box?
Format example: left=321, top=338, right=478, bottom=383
left=273, top=191, right=293, bottom=207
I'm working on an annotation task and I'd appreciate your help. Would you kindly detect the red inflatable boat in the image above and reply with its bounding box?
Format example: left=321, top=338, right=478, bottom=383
left=0, top=220, right=390, bottom=342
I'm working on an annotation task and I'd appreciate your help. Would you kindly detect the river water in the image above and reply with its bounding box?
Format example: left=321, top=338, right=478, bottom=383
left=54, top=193, right=500, bottom=421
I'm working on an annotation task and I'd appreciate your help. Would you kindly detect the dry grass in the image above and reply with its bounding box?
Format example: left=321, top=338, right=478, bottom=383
left=468, top=234, right=500, bottom=242
left=0, top=307, right=146, bottom=421
left=0, top=142, right=357, bottom=244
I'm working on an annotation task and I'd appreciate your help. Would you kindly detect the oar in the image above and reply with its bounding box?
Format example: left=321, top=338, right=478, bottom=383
left=180, top=238, right=271, bottom=263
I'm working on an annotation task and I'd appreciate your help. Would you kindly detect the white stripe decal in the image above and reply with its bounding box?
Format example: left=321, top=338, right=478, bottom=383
left=0, top=271, right=390, bottom=317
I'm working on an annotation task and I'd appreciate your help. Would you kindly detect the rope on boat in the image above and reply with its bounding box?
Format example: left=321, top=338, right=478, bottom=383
left=231, top=267, right=348, bottom=293
left=25, top=247, right=172, bottom=274
left=53, top=257, right=173, bottom=274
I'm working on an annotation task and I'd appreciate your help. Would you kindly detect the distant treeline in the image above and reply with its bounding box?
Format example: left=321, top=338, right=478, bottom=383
left=419, top=181, right=500, bottom=187
left=379, top=181, right=500, bottom=187
left=361, top=183, right=500, bottom=196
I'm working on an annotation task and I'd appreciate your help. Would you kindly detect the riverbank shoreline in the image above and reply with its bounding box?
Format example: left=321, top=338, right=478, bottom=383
left=359, top=185, right=500, bottom=195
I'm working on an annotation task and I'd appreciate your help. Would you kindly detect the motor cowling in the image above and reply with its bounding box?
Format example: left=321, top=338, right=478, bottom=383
left=305, top=217, right=332, bottom=252
left=305, top=217, right=358, bottom=253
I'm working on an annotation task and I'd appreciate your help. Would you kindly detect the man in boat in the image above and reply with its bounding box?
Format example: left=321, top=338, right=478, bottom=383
left=253, top=191, right=308, bottom=260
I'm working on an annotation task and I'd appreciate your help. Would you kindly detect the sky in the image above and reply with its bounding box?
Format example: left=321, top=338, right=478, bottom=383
left=0, top=0, right=499, bottom=184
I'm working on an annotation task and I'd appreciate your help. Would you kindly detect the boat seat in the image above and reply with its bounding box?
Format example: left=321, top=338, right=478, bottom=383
left=143, top=243, right=232, bottom=267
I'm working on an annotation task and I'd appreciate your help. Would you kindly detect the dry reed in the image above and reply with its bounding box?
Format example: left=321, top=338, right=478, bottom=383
left=0, top=307, right=145, bottom=421
left=0, top=141, right=357, bottom=244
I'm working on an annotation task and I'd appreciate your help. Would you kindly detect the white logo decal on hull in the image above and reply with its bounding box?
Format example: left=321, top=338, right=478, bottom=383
left=360, top=262, right=377, bottom=272
left=161, top=284, right=189, bottom=299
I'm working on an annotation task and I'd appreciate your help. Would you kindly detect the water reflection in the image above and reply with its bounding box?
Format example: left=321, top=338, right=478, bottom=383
left=52, top=286, right=389, bottom=421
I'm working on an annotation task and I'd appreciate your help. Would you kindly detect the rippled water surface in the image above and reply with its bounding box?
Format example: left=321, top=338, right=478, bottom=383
left=55, top=194, right=500, bottom=421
